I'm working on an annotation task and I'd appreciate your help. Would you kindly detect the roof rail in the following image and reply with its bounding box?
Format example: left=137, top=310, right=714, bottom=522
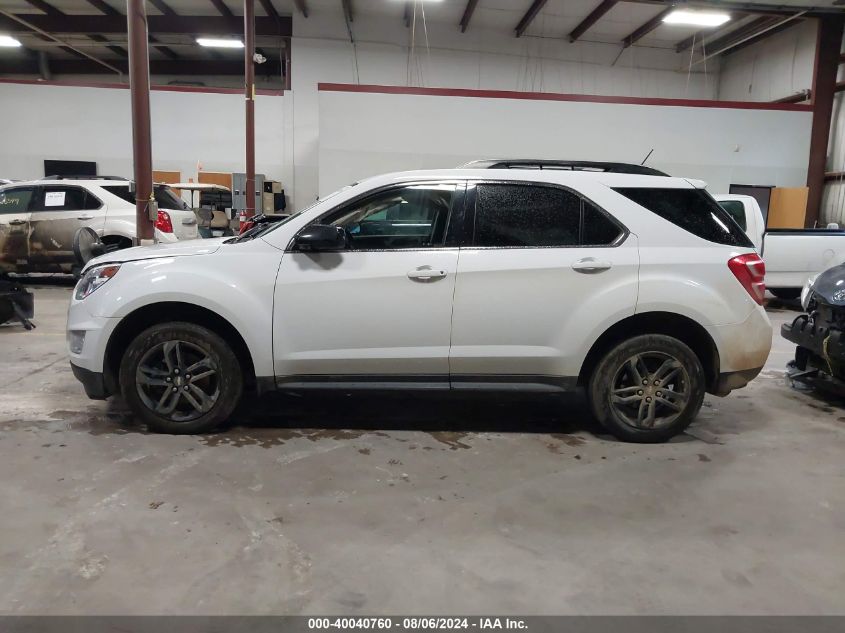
left=458, top=159, right=669, bottom=177
left=42, top=175, right=129, bottom=181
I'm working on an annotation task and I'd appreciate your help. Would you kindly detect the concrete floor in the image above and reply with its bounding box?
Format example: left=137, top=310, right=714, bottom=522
left=0, top=283, right=843, bottom=615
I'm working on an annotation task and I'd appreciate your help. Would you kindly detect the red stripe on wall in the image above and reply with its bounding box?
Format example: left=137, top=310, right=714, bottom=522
left=317, top=82, right=812, bottom=112
left=0, top=77, right=284, bottom=96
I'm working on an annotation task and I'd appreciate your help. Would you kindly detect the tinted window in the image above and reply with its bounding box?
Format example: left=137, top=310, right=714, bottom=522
left=718, top=199, right=748, bottom=231
left=103, top=185, right=135, bottom=204
left=0, top=187, right=34, bottom=214
left=614, top=187, right=752, bottom=247
left=103, top=185, right=188, bottom=210
left=154, top=186, right=188, bottom=210
left=474, top=184, right=580, bottom=247
left=33, top=186, right=100, bottom=212
left=583, top=200, right=622, bottom=245
left=325, top=184, right=455, bottom=250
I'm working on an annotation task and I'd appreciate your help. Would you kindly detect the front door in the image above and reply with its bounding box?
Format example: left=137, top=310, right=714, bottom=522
left=449, top=181, right=640, bottom=385
left=28, top=185, right=107, bottom=271
left=0, top=186, right=34, bottom=272
left=273, top=182, right=464, bottom=382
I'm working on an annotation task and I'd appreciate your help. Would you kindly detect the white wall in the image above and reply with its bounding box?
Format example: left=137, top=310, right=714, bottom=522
left=0, top=82, right=286, bottom=186
left=289, top=9, right=720, bottom=210
left=318, top=89, right=812, bottom=197
left=718, top=20, right=845, bottom=226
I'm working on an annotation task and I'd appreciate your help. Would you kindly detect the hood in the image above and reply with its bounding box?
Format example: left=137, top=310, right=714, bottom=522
left=810, top=262, right=845, bottom=305
left=86, top=238, right=226, bottom=269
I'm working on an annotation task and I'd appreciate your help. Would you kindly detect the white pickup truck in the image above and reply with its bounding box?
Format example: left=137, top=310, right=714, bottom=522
left=714, top=194, right=845, bottom=300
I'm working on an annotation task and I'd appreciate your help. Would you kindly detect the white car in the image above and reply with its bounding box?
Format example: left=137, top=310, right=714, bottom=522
left=67, top=169, right=772, bottom=442
left=714, top=194, right=845, bottom=300
left=0, top=176, right=198, bottom=274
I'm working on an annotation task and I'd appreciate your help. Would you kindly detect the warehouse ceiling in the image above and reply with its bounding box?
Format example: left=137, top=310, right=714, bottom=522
left=0, top=0, right=842, bottom=77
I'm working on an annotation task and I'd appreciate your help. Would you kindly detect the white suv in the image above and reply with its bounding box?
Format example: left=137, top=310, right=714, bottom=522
left=67, top=169, right=772, bottom=442
left=0, top=176, right=198, bottom=274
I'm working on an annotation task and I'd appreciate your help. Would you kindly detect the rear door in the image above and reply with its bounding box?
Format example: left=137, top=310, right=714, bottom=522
left=449, top=181, right=639, bottom=386
left=0, top=186, right=35, bottom=271
left=28, top=185, right=106, bottom=269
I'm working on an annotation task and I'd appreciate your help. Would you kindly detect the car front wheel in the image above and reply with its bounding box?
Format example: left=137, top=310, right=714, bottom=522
left=587, top=334, right=705, bottom=443
left=119, top=322, right=243, bottom=434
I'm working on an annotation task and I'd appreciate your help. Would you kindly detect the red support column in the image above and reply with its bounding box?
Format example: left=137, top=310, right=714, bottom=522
left=806, top=16, right=844, bottom=228
left=244, top=0, right=256, bottom=224
left=126, top=0, right=154, bottom=243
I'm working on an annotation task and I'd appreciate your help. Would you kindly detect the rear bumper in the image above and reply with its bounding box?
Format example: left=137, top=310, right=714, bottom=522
left=713, top=366, right=764, bottom=396
left=70, top=362, right=110, bottom=400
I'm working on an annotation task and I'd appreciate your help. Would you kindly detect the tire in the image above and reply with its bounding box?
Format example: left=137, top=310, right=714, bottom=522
left=587, top=334, right=705, bottom=443
left=119, top=321, right=243, bottom=434
left=770, top=288, right=801, bottom=301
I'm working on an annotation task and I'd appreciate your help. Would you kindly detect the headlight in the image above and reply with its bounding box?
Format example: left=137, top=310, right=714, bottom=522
left=75, top=264, right=120, bottom=300
left=801, top=273, right=819, bottom=311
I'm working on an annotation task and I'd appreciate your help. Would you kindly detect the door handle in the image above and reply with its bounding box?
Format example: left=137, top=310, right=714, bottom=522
left=407, top=267, right=447, bottom=282
left=8, top=219, right=26, bottom=226
left=77, top=215, right=94, bottom=220
left=571, top=257, right=612, bottom=273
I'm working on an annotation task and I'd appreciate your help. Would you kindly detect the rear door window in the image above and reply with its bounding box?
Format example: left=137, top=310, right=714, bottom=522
left=474, top=184, right=581, bottom=247
left=472, top=184, right=623, bottom=248
left=102, top=185, right=135, bottom=204
left=34, top=186, right=101, bottom=211
left=613, top=187, right=752, bottom=247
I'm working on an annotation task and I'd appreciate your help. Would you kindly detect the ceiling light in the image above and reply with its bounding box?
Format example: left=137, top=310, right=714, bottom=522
left=0, top=35, right=22, bottom=47
left=196, top=38, right=244, bottom=48
left=663, top=10, right=731, bottom=27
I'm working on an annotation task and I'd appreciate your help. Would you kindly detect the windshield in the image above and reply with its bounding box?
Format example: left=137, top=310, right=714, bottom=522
left=227, top=185, right=354, bottom=243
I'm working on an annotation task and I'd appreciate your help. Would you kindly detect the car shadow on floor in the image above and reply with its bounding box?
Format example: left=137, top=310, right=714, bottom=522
left=99, top=389, right=608, bottom=440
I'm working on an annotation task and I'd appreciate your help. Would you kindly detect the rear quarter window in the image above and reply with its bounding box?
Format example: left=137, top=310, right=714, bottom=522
left=614, top=187, right=753, bottom=248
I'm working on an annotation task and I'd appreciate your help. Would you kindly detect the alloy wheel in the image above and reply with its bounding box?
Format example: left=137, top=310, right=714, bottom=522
left=135, top=340, right=220, bottom=422
left=609, top=351, right=690, bottom=430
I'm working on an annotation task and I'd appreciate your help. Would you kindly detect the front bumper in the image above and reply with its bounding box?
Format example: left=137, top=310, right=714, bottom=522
left=70, top=362, right=110, bottom=400
left=781, top=314, right=845, bottom=361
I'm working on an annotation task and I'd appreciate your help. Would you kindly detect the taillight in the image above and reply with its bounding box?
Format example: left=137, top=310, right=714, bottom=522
left=728, top=253, right=766, bottom=305
left=155, top=210, right=173, bottom=233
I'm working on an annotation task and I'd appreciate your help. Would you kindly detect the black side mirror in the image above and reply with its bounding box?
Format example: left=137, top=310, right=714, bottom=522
left=294, top=224, right=348, bottom=252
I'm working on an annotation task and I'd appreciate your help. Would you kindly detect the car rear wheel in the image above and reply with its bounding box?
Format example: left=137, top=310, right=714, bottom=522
left=119, top=322, right=242, bottom=434
left=587, top=334, right=705, bottom=443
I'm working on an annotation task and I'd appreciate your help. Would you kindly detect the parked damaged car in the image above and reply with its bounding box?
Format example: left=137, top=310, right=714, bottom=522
left=782, top=263, right=845, bottom=392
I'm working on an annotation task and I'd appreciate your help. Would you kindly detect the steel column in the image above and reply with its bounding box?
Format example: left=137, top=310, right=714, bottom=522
left=126, top=0, right=154, bottom=243
left=244, top=0, right=256, bottom=222
left=806, top=16, right=845, bottom=228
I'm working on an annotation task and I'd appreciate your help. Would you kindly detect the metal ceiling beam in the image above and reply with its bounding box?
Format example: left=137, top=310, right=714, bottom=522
left=515, top=0, right=549, bottom=37
left=0, top=57, right=282, bottom=75
left=723, top=17, right=805, bottom=56
left=459, top=0, right=479, bottom=33
left=624, top=0, right=841, bottom=17
left=87, top=0, right=178, bottom=58
left=569, top=0, right=617, bottom=42
left=209, top=0, right=234, bottom=18
left=674, top=15, right=746, bottom=53
left=0, top=14, right=291, bottom=36
left=621, top=5, right=674, bottom=48
left=148, top=0, right=177, bottom=17
left=341, top=0, right=353, bottom=24
left=258, top=0, right=279, bottom=20
left=0, top=9, right=123, bottom=74
left=687, top=14, right=781, bottom=60
left=22, top=0, right=127, bottom=57
left=292, top=0, right=308, bottom=18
